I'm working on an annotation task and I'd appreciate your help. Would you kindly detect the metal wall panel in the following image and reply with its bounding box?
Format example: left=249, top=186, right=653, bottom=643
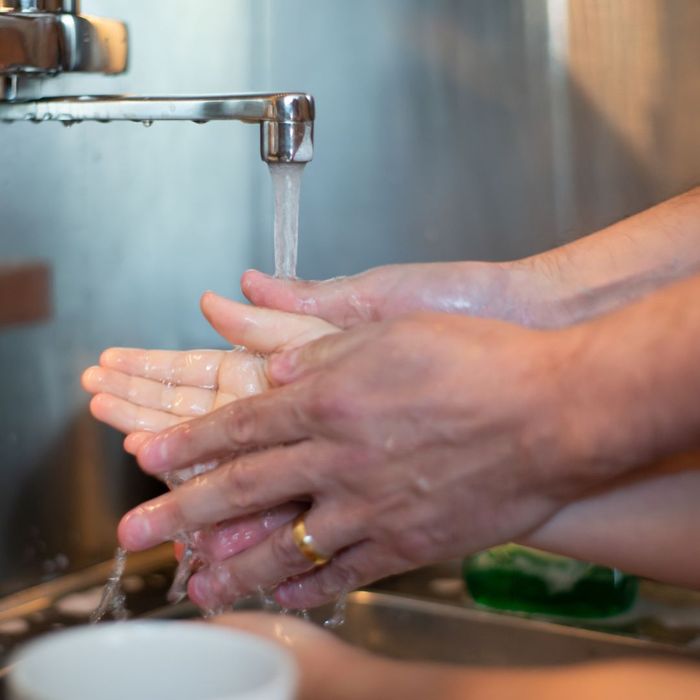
left=0, top=0, right=698, bottom=592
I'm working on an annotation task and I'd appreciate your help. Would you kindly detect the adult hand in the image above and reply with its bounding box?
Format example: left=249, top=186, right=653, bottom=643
left=241, top=261, right=548, bottom=328
left=120, top=311, right=605, bottom=611
left=243, top=187, right=700, bottom=330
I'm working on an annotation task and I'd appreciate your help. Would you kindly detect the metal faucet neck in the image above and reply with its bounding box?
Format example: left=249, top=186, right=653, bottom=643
left=0, top=2, right=126, bottom=79
left=0, top=7, right=315, bottom=164
left=1, top=1, right=80, bottom=12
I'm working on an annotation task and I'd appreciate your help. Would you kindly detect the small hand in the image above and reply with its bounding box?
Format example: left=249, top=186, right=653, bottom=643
left=209, top=612, right=459, bottom=700
left=81, top=291, right=337, bottom=454
left=210, top=613, right=367, bottom=700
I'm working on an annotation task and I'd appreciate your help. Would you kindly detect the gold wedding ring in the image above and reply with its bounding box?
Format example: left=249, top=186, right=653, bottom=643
left=292, top=514, right=331, bottom=567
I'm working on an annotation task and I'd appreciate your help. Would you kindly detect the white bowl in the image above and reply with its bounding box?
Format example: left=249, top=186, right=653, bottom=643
left=7, top=620, right=297, bottom=700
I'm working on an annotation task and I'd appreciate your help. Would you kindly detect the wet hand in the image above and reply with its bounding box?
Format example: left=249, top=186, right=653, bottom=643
left=122, top=312, right=591, bottom=611
left=241, top=260, right=550, bottom=328
left=81, top=291, right=337, bottom=454
left=82, top=292, right=335, bottom=567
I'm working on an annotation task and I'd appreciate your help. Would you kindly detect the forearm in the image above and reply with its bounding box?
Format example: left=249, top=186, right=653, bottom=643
left=557, top=270, right=700, bottom=486
left=514, top=187, right=700, bottom=327
left=325, top=188, right=700, bottom=330
left=521, top=454, right=700, bottom=588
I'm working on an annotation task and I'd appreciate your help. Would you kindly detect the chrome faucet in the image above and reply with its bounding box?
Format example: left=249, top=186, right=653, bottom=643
left=0, top=1, right=315, bottom=163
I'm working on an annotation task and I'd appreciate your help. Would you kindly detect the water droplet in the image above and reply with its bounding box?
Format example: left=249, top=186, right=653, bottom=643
left=323, top=591, right=348, bottom=629
left=142, top=120, right=154, bottom=128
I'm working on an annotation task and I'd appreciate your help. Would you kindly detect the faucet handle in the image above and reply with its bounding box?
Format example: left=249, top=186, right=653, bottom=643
left=1, top=1, right=79, bottom=14
left=0, top=1, right=127, bottom=90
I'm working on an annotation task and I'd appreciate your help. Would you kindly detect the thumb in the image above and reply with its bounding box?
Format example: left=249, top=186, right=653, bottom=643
left=241, top=269, right=379, bottom=328
left=200, top=291, right=338, bottom=354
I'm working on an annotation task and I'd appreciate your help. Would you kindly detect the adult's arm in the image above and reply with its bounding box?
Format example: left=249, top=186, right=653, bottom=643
left=242, top=186, right=700, bottom=329
left=521, top=454, right=700, bottom=588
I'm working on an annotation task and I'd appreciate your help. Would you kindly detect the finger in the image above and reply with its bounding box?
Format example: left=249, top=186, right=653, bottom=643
left=274, top=540, right=411, bottom=609
left=266, top=329, right=368, bottom=385
left=201, top=292, right=337, bottom=354
left=187, top=504, right=365, bottom=610
left=136, top=384, right=311, bottom=474
left=89, top=394, right=182, bottom=435
left=192, top=502, right=304, bottom=562
left=83, top=366, right=223, bottom=417
left=119, top=442, right=325, bottom=550
left=124, top=431, right=152, bottom=455
left=174, top=541, right=186, bottom=562
left=99, top=347, right=226, bottom=388
left=241, top=269, right=377, bottom=328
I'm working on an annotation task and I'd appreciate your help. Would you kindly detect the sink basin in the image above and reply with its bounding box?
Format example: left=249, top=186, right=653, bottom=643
left=319, top=591, right=699, bottom=666
left=0, top=546, right=697, bottom=700
left=152, top=590, right=698, bottom=667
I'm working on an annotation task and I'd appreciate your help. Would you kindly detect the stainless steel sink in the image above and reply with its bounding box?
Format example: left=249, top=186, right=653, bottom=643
left=323, top=592, right=700, bottom=666
left=0, top=546, right=698, bottom=700
left=152, top=590, right=698, bottom=668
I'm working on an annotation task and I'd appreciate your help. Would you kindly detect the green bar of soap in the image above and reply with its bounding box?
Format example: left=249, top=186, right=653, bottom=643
left=464, top=545, right=638, bottom=618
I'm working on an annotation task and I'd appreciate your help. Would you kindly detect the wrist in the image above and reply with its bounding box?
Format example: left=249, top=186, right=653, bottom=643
left=515, top=322, right=647, bottom=505
left=498, top=256, right=576, bottom=329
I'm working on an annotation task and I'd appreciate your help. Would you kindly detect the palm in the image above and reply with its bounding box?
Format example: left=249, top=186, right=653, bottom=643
left=82, top=293, right=337, bottom=443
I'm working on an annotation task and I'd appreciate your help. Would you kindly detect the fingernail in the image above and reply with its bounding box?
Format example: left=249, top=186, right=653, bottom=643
left=119, top=509, right=152, bottom=551
left=274, top=579, right=304, bottom=608
left=189, top=572, right=213, bottom=605
left=82, top=367, right=102, bottom=387
left=137, top=432, right=169, bottom=471
left=243, top=269, right=271, bottom=282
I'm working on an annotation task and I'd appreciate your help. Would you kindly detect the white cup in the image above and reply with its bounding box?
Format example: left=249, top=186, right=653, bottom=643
left=7, top=620, right=297, bottom=700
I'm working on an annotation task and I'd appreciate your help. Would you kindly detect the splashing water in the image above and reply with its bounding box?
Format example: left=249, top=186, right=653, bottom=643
left=162, top=462, right=220, bottom=604
left=90, top=547, right=128, bottom=623
left=90, top=462, right=221, bottom=622
left=92, top=162, right=348, bottom=626
left=270, top=163, right=305, bottom=279
left=323, top=591, right=348, bottom=629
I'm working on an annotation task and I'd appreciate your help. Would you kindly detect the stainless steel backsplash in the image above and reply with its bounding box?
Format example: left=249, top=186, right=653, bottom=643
left=0, top=0, right=697, bottom=594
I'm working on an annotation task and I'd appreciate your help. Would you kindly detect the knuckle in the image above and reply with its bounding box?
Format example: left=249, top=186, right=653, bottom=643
left=393, top=526, right=439, bottom=565
left=306, top=380, right=357, bottom=424
left=315, top=558, right=362, bottom=599
left=220, top=459, right=262, bottom=512
left=209, top=562, right=247, bottom=601
left=223, top=401, right=257, bottom=447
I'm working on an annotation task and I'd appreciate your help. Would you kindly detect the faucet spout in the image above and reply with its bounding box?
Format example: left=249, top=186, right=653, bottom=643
left=0, top=92, right=315, bottom=163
